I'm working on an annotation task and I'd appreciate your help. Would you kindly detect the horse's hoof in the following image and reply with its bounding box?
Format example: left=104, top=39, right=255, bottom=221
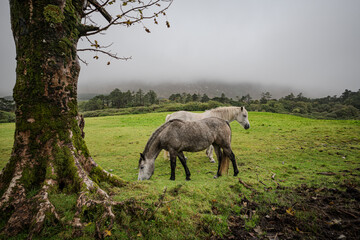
left=186, top=177, right=191, bottom=181
left=213, top=175, right=218, bottom=179
left=170, top=177, right=175, bottom=181
left=210, top=159, right=216, bottom=163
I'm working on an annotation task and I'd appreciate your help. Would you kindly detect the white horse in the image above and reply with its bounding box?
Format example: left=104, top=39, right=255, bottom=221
left=164, top=106, right=250, bottom=162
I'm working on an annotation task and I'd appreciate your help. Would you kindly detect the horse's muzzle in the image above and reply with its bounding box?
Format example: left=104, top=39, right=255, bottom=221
left=244, top=124, right=250, bottom=130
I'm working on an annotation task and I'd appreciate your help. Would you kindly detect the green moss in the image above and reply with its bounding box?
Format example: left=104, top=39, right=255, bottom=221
left=53, top=145, right=80, bottom=193
left=19, top=157, right=47, bottom=197
left=90, top=166, right=127, bottom=188
left=43, top=5, right=65, bottom=24
left=81, top=201, right=105, bottom=223
left=71, top=119, right=90, bottom=158
left=49, top=193, right=77, bottom=222
left=45, top=164, right=57, bottom=182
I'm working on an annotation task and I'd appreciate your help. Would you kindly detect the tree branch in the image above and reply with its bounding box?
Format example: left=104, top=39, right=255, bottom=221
left=84, top=0, right=173, bottom=36
left=88, top=0, right=112, bottom=23
left=78, top=24, right=100, bottom=36
left=77, top=54, right=89, bottom=65
left=84, top=0, right=111, bottom=17
left=77, top=48, right=132, bottom=61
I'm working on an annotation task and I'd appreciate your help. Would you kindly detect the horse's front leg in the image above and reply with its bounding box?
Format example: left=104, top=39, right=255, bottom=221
left=178, top=152, right=191, bottom=180
left=169, top=152, right=177, bottom=180
left=206, top=145, right=216, bottom=163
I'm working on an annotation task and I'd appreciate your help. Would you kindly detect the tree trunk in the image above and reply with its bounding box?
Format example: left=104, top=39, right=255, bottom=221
left=0, top=1, right=125, bottom=238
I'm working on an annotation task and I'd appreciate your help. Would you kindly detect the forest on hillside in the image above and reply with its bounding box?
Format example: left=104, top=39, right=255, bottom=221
left=1, top=89, right=359, bottom=122
left=79, top=88, right=360, bottom=120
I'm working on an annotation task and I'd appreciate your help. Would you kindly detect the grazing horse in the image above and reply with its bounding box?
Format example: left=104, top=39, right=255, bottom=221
left=138, top=117, right=239, bottom=181
left=164, top=106, right=250, bottom=162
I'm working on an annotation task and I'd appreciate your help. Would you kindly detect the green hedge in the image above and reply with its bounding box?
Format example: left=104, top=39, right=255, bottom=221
left=0, top=111, right=15, bottom=123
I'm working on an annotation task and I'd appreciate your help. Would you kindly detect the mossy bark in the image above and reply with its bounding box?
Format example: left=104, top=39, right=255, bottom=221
left=0, top=0, right=125, bottom=238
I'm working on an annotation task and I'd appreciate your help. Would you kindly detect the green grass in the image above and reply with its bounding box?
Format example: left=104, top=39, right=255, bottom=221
left=0, top=112, right=359, bottom=239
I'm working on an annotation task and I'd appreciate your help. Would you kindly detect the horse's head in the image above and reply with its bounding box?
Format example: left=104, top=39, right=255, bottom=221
left=236, top=106, right=250, bottom=130
left=138, top=153, right=155, bottom=180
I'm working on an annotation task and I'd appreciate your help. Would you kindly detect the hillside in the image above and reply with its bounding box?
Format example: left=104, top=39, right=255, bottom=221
left=78, top=81, right=297, bottom=100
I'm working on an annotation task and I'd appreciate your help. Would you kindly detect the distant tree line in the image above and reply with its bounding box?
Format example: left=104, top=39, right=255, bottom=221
left=167, top=89, right=360, bottom=119
left=78, top=88, right=159, bottom=111
left=249, top=90, right=360, bottom=119
left=1, top=89, right=360, bottom=122
left=0, top=98, right=15, bottom=112
left=0, top=98, right=15, bottom=123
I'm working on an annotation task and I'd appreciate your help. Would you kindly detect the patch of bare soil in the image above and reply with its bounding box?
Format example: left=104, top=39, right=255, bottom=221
left=223, top=183, right=360, bottom=240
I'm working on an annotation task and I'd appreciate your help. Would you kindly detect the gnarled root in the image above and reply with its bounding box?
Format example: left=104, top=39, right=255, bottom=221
left=28, top=182, right=60, bottom=238
left=0, top=178, right=60, bottom=237
left=0, top=137, right=126, bottom=238
left=71, top=152, right=120, bottom=239
left=73, top=193, right=116, bottom=239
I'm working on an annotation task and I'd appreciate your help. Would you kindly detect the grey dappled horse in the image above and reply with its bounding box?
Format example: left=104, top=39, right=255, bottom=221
left=164, top=106, right=250, bottom=162
left=138, top=117, right=239, bottom=181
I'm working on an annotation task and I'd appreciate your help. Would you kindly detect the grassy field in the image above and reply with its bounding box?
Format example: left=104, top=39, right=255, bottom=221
left=0, top=112, right=359, bottom=239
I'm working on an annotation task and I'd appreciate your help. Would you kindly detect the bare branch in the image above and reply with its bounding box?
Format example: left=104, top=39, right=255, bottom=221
left=85, top=36, right=114, bottom=49
left=84, top=0, right=173, bottom=36
left=78, top=24, right=100, bottom=36
left=79, top=0, right=172, bottom=63
left=88, top=0, right=112, bottom=23
left=77, top=48, right=132, bottom=61
left=77, top=54, right=89, bottom=65
left=85, top=0, right=111, bottom=17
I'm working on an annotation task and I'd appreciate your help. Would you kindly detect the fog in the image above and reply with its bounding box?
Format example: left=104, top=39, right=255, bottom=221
left=1, top=0, right=359, bottom=98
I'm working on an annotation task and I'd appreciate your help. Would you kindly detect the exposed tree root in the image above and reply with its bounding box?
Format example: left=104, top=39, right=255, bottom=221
left=28, top=181, right=60, bottom=238
left=72, top=152, right=117, bottom=238
left=0, top=136, right=127, bottom=239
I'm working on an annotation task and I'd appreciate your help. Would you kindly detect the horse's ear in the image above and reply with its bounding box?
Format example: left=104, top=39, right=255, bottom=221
left=140, top=153, right=145, bottom=159
left=241, top=106, right=244, bottom=111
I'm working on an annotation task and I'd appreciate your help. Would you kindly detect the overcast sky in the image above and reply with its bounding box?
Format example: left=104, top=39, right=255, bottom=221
left=1, top=0, right=359, bottom=98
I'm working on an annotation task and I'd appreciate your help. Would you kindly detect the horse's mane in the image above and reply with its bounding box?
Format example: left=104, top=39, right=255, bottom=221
left=207, top=106, right=241, bottom=120
left=143, top=119, right=184, bottom=154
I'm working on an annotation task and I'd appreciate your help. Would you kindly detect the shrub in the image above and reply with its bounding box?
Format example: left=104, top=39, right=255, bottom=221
left=327, top=105, right=360, bottom=119
left=0, top=111, right=15, bottom=123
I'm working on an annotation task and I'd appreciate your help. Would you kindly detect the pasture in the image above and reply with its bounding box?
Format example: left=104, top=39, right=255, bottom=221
left=0, top=112, right=359, bottom=239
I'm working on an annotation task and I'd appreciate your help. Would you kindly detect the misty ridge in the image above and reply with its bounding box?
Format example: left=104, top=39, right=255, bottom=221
left=78, top=81, right=301, bottom=101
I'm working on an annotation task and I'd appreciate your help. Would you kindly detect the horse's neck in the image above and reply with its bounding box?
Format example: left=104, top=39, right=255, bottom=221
left=209, top=107, right=237, bottom=122
left=144, top=138, right=162, bottom=160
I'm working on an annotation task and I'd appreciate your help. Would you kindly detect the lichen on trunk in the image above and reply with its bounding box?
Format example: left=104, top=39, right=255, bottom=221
left=0, top=0, right=126, bottom=238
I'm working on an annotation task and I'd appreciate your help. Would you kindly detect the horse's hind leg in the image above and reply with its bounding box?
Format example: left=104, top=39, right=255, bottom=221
left=206, top=145, right=216, bottom=163
left=223, top=148, right=239, bottom=176
left=178, top=152, right=191, bottom=181
left=169, top=151, right=177, bottom=180
left=213, top=144, right=223, bottom=178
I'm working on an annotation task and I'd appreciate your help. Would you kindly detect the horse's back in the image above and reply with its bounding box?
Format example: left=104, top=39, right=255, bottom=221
left=200, top=117, right=230, bottom=130
left=166, top=111, right=205, bottom=122
left=162, top=117, right=231, bottom=152
left=200, top=117, right=232, bottom=144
